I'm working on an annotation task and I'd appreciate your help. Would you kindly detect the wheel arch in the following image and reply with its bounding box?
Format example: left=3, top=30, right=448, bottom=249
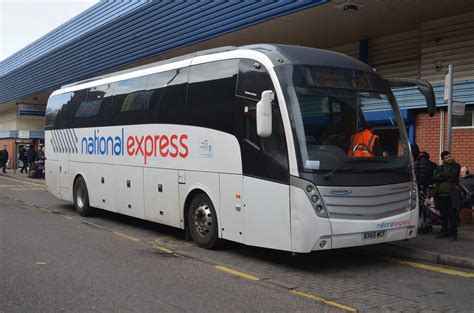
left=182, top=186, right=220, bottom=237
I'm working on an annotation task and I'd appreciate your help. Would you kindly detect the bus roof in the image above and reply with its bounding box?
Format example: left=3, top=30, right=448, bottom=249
left=60, top=44, right=375, bottom=90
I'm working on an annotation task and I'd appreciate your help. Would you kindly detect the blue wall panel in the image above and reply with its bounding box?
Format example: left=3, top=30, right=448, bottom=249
left=0, top=0, right=327, bottom=104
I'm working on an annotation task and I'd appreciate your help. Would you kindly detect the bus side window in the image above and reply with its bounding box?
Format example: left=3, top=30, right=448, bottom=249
left=74, top=84, right=114, bottom=128
left=236, top=59, right=289, bottom=183
left=187, top=60, right=239, bottom=134
left=45, top=92, right=73, bottom=130
left=144, top=67, right=188, bottom=125
left=111, top=76, right=147, bottom=126
left=57, top=89, right=87, bottom=129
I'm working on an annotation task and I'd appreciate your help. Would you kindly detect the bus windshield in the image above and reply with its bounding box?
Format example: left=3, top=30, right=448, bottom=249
left=276, top=64, right=410, bottom=174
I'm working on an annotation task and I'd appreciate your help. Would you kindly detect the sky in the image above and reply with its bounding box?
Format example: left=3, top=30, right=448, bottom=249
left=0, top=0, right=100, bottom=61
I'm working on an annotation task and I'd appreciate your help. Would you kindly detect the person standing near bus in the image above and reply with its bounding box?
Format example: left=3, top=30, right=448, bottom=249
left=19, top=147, right=28, bottom=174
left=433, top=151, right=461, bottom=240
left=0, top=145, right=8, bottom=173
left=35, top=145, right=46, bottom=179
left=27, top=144, right=36, bottom=173
left=347, top=123, right=382, bottom=157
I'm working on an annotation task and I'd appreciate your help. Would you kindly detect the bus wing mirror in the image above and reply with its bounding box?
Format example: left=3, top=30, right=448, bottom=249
left=256, top=90, right=273, bottom=137
left=386, top=78, right=436, bottom=117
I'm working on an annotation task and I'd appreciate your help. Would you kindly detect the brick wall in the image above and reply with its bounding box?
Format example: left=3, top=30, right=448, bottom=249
left=415, top=108, right=474, bottom=168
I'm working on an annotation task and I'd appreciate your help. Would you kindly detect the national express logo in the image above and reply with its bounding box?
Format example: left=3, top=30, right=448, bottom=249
left=50, top=128, right=189, bottom=165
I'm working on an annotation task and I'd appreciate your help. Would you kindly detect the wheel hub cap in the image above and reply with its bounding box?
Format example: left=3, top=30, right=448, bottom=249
left=193, top=204, right=212, bottom=237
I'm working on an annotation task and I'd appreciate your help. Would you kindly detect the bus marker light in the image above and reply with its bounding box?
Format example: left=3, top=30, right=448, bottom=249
left=305, top=185, right=314, bottom=192
left=235, top=194, right=241, bottom=199
left=311, top=195, right=319, bottom=202
left=319, top=240, right=327, bottom=248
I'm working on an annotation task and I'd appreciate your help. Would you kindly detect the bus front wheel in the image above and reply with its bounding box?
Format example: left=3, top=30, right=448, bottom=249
left=187, top=193, right=219, bottom=249
left=73, top=176, right=93, bottom=216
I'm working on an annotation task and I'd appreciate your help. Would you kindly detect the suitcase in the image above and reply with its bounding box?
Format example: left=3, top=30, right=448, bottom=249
left=28, top=169, right=39, bottom=178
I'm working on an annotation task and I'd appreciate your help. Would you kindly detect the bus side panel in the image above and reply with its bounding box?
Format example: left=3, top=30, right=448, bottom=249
left=46, top=159, right=61, bottom=199
left=144, top=168, right=180, bottom=228
left=219, top=173, right=244, bottom=243
left=115, top=166, right=145, bottom=219
left=243, top=176, right=291, bottom=251
left=69, top=162, right=117, bottom=212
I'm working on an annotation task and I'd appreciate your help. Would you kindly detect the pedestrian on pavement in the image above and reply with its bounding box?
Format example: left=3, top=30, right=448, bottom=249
left=35, top=145, right=46, bottom=179
left=433, top=151, right=461, bottom=240
left=27, top=144, right=36, bottom=173
left=0, top=145, right=9, bottom=173
left=19, top=147, right=28, bottom=174
left=414, top=151, right=437, bottom=191
left=460, top=166, right=474, bottom=207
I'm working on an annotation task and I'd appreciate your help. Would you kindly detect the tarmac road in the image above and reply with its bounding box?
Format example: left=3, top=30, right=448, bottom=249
left=1, top=175, right=473, bottom=312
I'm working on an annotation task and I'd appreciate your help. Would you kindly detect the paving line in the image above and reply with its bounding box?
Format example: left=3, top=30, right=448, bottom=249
left=155, top=246, right=174, bottom=254
left=0, top=175, right=46, bottom=188
left=291, top=290, right=358, bottom=312
left=112, top=231, right=140, bottom=242
left=383, top=257, right=474, bottom=278
left=214, top=265, right=260, bottom=281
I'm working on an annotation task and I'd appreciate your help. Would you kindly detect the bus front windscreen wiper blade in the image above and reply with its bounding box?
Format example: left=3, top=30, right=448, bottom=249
left=324, top=158, right=390, bottom=179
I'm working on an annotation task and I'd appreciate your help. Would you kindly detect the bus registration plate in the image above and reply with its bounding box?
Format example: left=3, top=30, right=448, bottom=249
left=363, top=230, right=386, bottom=240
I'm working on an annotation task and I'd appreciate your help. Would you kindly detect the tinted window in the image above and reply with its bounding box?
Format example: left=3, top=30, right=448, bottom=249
left=111, top=76, right=147, bottom=125
left=236, top=60, right=288, bottom=183
left=237, top=59, right=274, bottom=101
left=187, top=60, right=239, bottom=134
left=73, top=84, right=114, bottom=128
left=144, top=68, right=188, bottom=124
left=45, top=92, right=73, bottom=130
left=56, top=89, right=88, bottom=129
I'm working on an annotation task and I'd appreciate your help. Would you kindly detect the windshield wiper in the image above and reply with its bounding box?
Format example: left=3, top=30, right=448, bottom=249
left=324, top=158, right=389, bottom=179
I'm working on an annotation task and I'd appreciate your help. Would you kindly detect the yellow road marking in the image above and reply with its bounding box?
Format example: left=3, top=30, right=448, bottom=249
left=113, top=231, right=140, bottom=242
left=0, top=175, right=46, bottom=188
left=214, top=265, right=260, bottom=281
left=59, top=214, right=73, bottom=220
left=155, top=246, right=174, bottom=254
left=40, top=208, right=52, bottom=213
left=383, top=257, right=474, bottom=278
left=291, top=290, right=358, bottom=312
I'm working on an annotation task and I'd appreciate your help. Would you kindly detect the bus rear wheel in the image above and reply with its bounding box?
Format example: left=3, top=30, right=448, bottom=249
left=73, top=176, right=93, bottom=216
left=187, top=193, right=219, bottom=249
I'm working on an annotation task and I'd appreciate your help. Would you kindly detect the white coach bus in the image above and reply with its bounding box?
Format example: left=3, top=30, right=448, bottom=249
left=45, top=44, right=436, bottom=252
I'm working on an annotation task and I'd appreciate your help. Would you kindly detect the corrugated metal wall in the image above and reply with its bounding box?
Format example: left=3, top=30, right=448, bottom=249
left=329, top=11, right=474, bottom=84
left=0, top=1, right=326, bottom=105
left=420, top=11, right=474, bottom=83
left=368, top=30, right=421, bottom=79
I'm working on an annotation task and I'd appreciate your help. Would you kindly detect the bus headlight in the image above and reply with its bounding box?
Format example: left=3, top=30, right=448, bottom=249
left=304, top=184, right=328, bottom=218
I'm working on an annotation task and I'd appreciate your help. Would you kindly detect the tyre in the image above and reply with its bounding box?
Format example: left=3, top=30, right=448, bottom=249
left=187, top=193, right=219, bottom=249
left=73, top=176, right=93, bottom=216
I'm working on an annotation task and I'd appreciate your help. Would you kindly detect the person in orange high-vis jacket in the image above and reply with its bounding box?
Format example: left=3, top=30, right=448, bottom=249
left=347, top=123, right=382, bottom=157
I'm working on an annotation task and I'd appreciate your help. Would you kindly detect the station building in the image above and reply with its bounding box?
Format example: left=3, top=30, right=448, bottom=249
left=1, top=0, right=473, bottom=169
